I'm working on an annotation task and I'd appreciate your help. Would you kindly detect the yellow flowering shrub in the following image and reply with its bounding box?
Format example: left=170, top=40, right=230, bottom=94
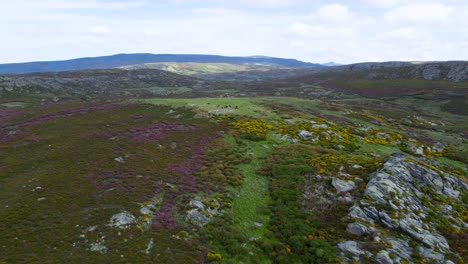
left=207, top=252, right=223, bottom=261
left=277, top=119, right=357, bottom=148
left=231, top=119, right=274, bottom=140
left=363, top=128, right=404, bottom=145
left=309, top=154, right=382, bottom=177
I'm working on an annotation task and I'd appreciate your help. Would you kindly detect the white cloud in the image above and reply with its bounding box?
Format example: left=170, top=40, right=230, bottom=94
left=0, top=0, right=466, bottom=64
left=24, top=0, right=148, bottom=10
left=90, top=25, right=111, bottom=35
left=384, top=4, right=453, bottom=24
left=316, top=4, right=350, bottom=21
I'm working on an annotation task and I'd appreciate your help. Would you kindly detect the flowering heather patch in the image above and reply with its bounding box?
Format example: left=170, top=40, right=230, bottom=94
left=0, top=104, right=124, bottom=142
left=166, top=136, right=217, bottom=193
left=0, top=129, right=18, bottom=142
left=0, top=109, right=24, bottom=142
left=152, top=136, right=218, bottom=230
left=129, top=123, right=198, bottom=142
left=0, top=109, right=23, bottom=123
left=153, top=204, right=177, bottom=230
left=23, top=104, right=124, bottom=126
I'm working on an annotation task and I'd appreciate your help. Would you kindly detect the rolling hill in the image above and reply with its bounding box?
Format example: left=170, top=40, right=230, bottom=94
left=0, top=54, right=322, bottom=74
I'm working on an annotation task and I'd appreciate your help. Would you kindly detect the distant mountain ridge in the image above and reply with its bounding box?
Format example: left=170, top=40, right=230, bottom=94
left=0, top=53, right=322, bottom=74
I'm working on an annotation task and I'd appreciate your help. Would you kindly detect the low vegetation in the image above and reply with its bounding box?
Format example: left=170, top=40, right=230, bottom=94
left=0, top=61, right=467, bottom=263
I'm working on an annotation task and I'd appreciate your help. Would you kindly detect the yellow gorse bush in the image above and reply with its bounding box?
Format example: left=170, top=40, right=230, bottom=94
left=363, top=128, right=404, bottom=145
left=277, top=119, right=356, bottom=147
left=231, top=119, right=274, bottom=138
left=207, top=252, right=223, bottom=261
left=309, top=154, right=382, bottom=177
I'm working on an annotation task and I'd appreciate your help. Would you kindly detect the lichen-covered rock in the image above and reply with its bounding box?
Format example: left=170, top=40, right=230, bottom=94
left=386, top=238, right=413, bottom=261
left=418, top=246, right=446, bottom=264
left=375, top=250, right=393, bottom=264
left=342, top=152, right=467, bottom=263
left=298, top=130, right=312, bottom=140
left=109, top=211, right=136, bottom=230
left=337, top=241, right=369, bottom=257
left=332, top=177, right=356, bottom=193
left=346, top=222, right=370, bottom=236
left=186, top=198, right=221, bottom=227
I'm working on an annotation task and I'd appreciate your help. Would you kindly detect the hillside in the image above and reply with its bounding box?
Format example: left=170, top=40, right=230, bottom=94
left=322, top=61, right=468, bottom=82
left=1, top=96, right=467, bottom=263
left=1, top=62, right=467, bottom=115
left=0, top=61, right=467, bottom=263
left=0, top=54, right=321, bottom=74
left=0, top=68, right=240, bottom=101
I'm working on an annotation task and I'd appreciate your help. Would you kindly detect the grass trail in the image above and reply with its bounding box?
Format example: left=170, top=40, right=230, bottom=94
left=227, top=135, right=283, bottom=263
left=233, top=141, right=271, bottom=238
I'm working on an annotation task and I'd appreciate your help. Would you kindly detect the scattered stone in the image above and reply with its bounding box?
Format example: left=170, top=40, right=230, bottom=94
left=89, top=241, right=107, bottom=254
left=298, top=130, right=312, bottom=140
left=32, top=186, right=43, bottom=192
left=170, top=142, right=177, bottom=150
left=312, top=124, right=328, bottom=129
left=114, top=157, right=125, bottom=163
left=145, top=238, right=154, bottom=254
left=186, top=198, right=221, bottom=227
left=140, top=207, right=152, bottom=215
left=254, top=222, right=263, bottom=228
left=84, top=225, right=98, bottom=232
left=37, top=197, right=46, bottom=201
left=109, top=211, right=136, bottom=230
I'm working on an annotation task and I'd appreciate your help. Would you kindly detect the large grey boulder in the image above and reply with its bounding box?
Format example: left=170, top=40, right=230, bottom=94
left=109, top=211, right=136, bottom=230
left=332, top=177, right=356, bottom=193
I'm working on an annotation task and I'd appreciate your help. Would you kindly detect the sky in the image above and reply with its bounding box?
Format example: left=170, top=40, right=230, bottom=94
left=0, top=0, right=467, bottom=64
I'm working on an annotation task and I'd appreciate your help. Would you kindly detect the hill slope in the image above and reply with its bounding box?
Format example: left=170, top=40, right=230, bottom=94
left=0, top=54, right=321, bottom=74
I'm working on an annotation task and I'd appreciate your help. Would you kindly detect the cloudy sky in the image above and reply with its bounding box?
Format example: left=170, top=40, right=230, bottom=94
left=1, top=0, right=467, bottom=64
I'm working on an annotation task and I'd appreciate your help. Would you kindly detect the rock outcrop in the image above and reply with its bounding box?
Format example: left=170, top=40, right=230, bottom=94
left=339, top=153, right=467, bottom=263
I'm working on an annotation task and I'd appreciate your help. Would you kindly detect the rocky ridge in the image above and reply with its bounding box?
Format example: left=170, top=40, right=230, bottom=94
left=338, top=153, right=467, bottom=263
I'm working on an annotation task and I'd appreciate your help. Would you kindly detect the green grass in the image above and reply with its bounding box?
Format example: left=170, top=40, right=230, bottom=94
left=229, top=136, right=284, bottom=261
left=355, top=143, right=401, bottom=157
left=141, top=96, right=325, bottom=121
left=437, top=157, right=468, bottom=174
left=141, top=97, right=277, bottom=119
left=125, top=86, right=193, bottom=95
